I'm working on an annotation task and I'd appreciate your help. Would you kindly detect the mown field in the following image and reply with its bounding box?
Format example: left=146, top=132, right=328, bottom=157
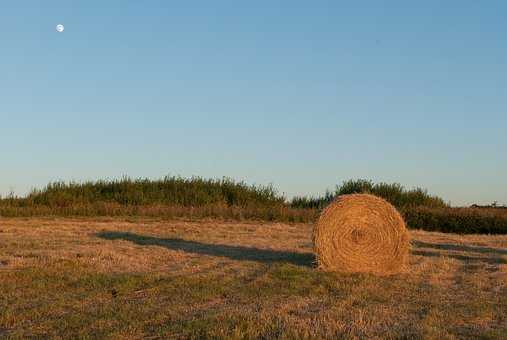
left=1, top=217, right=506, bottom=339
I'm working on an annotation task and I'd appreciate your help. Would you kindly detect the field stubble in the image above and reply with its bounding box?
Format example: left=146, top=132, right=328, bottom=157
left=0, top=217, right=506, bottom=338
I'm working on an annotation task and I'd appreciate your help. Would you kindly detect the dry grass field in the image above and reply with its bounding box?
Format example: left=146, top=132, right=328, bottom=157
left=1, top=217, right=506, bottom=339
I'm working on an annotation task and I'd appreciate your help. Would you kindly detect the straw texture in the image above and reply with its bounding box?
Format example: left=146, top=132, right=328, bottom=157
left=314, top=194, right=409, bottom=275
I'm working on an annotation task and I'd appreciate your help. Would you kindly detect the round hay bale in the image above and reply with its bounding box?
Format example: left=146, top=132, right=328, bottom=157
left=313, top=194, right=409, bottom=275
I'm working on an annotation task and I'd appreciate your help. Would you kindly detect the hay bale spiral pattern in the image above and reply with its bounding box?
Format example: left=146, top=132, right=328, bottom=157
left=314, top=194, right=409, bottom=275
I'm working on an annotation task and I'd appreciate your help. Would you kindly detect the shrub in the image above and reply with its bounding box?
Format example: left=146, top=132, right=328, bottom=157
left=10, top=176, right=285, bottom=208
left=402, top=206, right=507, bottom=234
left=291, top=179, right=447, bottom=209
left=290, top=190, right=334, bottom=209
left=2, top=177, right=506, bottom=234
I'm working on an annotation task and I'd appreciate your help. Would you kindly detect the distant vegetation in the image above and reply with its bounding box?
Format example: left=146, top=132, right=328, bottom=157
left=290, top=179, right=447, bottom=209
left=405, top=206, right=507, bottom=234
left=1, top=177, right=506, bottom=234
left=290, top=179, right=507, bottom=234
left=14, top=176, right=284, bottom=208
left=0, top=176, right=314, bottom=222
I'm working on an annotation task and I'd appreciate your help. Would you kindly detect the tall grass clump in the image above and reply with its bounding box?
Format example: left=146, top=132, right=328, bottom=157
left=290, top=190, right=335, bottom=209
left=19, top=176, right=285, bottom=208
left=0, top=176, right=319, bottom=222
left=291, top=179, right=447, bottom=210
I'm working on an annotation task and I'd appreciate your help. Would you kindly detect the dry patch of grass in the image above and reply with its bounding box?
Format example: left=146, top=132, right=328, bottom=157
left=1, top=217, right=506, bottom=338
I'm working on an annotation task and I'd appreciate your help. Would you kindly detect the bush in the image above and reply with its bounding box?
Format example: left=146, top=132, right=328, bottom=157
left=289, top=190, right=334, bottom=209
left=291, top=179, right=447, bottom=209
left=8, top=176, right=285, bottom=208
left=402, top=207, right=507, bottom=234
left=0, top=176, right=318, bottom=222
left=2, top=177, right=506, bottom=234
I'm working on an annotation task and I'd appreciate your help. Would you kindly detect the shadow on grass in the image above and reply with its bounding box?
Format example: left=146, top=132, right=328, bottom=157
left=412, top=239, right=507, bottom=265
left=412, top=240, right=507, bottom=256
left=411, top=249, right=507, bottom=265
left=97, top=231, right=315, bottom=267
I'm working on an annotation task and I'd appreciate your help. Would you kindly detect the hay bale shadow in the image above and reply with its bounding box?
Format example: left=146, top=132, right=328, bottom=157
left=97, top=231, right=315, bottom=267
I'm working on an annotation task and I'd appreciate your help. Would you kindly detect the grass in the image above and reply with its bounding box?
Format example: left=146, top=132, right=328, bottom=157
left=1, top=217, right=506, bottom=338
left=1, top=177, right=506, bottom=234
left=2, top=176, right=284, bottom=207
left=0, top=202, right=317, bottom=223
left=403, top=206, right=507, bottom=234
left=0, top=176, right=314, bottom=223
left=290, top=179, right=447, bottom=209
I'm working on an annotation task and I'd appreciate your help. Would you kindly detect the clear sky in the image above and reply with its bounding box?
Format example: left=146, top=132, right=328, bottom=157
left=1, top=1, right=506, bottom=206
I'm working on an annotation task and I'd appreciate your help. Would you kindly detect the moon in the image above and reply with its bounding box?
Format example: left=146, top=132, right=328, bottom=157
left=56, top=24, right=65, bottom=33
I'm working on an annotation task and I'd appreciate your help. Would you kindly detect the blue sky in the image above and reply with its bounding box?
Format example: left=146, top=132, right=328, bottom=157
left=1, top=1, right=506, bottom=205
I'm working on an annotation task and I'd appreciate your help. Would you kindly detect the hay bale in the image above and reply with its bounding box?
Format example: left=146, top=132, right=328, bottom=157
left=314, top=194, right=409, bottom=275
